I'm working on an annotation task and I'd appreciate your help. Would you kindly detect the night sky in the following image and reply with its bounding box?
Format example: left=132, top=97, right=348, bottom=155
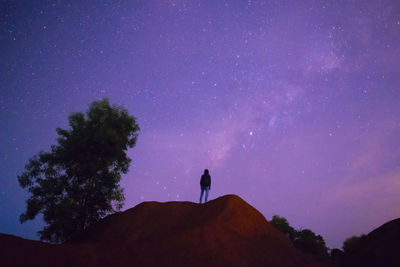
left=1, top=0, right=400, bottom=249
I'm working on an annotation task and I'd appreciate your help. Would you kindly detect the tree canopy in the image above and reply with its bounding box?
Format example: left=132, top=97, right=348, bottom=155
left=18, top=99, right=139, bottom=243
left=294, top=229, right=329, bottom=257
left=270, top=215, right=329, bottom=259
left=270, top=215, right=297, bottom=241
left=342, top=235, right=365, bottom=253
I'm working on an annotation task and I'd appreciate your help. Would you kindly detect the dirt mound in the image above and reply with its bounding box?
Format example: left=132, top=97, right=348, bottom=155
left=0, top=195, right=318, bottom=266
left=343, top=218, right=400, bottom=267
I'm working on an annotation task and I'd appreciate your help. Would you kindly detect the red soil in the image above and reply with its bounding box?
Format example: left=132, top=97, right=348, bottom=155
left=0, top=195, right=319, bottom=266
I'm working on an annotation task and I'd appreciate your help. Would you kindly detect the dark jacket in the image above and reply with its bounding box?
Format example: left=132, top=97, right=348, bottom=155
left=200, top=173, right=211, bottom=188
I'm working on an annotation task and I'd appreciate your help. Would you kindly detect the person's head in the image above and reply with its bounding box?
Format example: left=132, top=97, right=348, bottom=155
left=204, top=169, right=209, bottom=174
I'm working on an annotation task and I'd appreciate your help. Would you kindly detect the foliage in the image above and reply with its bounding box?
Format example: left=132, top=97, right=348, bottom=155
left=18, top=99, right=139, bottom=243
left=294, top=229, right=329, bottom=257
left=330, top=248, right=345, bottom=265
left=342, top=235, right=364, bottom=253
left=270, top=215, right=297, bottom=241
left=270, top=215, right=329, bottom=259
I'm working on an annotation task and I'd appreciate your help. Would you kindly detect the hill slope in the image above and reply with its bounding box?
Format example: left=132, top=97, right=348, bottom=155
left=0, top=195, right=318, bottom=266
left=344, top=218, right=400, bottom=267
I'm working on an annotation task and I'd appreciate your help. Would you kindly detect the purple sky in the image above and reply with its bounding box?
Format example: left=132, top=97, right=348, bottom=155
left=1, top=0, right=400, bottom=249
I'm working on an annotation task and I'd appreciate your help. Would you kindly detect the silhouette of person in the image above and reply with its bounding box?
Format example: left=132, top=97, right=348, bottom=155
left=199, top=169, right=211, bottom=203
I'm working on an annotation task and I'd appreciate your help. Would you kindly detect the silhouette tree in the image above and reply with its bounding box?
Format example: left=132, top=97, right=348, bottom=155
left=18, top=99, right=139, bottom=243
left=270, top=215, right=329, bottom=260
left=270, top=215, right=297, bottom=241
left=342, top=235, right=364, bottom=253
left=330, top=248, right=345, bottom=266
left=294, top=229, right=329, bottom=258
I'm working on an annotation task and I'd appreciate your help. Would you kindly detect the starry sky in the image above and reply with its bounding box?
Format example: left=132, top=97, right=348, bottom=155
left=1, top=0, right=400, bottom=249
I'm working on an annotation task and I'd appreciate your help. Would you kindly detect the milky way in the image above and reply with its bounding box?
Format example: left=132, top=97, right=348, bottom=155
left=1, top=1, right=400, bottom=248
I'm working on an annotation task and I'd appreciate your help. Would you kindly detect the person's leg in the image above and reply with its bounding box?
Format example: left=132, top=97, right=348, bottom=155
left=199, top=188, right=204, bottom=203
left=205, top=186, right=209, bottom=202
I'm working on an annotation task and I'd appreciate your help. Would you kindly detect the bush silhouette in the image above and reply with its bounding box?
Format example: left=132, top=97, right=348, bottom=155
left=294, top=229, right=329, bottom=258
left=270, top=215, right=329, bottom=260
left=342, top=235, right=364, bottom=253
left=270, top=215, right=297, bottom=241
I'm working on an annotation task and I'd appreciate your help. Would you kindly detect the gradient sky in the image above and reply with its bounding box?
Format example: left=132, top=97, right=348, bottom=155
left=1, top=0, right=400, bottom=249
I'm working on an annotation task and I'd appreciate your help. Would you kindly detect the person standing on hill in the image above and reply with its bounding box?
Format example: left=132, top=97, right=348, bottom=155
left=200, top=169, right=211, bottom=203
